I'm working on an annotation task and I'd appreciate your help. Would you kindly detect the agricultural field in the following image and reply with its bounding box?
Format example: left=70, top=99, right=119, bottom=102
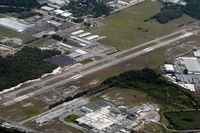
left=91, top=0, right=195, bottom=50
left=164, top=111, right=200, bottom=130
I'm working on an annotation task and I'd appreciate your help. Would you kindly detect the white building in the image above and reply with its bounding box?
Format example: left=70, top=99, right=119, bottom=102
left=164, top=64, right=175, bottom=73
left=41, top=6, right=54, bottom=12
left=45, top=0, right=65, bottom=6
left=0, top=17, right=33, bottom=32
left=176, top=57, right=200, bottom=74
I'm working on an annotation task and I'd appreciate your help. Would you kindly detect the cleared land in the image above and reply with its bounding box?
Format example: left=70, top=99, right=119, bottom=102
left=142, top=122, right=177, bottom=133
left=91, top=0, right=195, bottom=49
left=164, top=111, right=200, bottom=130
left=90, top=87, right=151, bottom=107
left=0, top=27, right=34, bottom=42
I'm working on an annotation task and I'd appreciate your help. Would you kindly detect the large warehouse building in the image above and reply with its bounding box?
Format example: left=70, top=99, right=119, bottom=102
left=176, top=57, right=200, bottom=74
left=0, top=17, right=32, bottom=32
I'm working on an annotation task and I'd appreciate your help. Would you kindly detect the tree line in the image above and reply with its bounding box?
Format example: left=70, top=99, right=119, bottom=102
left=151, top=0, right=200, bottom=23
left=0, top=0, right=40, bottom=14
left=103, top=68, right=200, bottom=109
left=0, top=47, right=60, bottom=91
left=63, top=0, right=111, bottom=18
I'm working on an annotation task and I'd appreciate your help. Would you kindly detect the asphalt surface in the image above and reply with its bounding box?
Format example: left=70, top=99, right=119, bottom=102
left=1, top=27, right=197, bottom=106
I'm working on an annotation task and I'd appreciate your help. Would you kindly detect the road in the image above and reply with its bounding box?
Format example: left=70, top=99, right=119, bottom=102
left=0, top=116, right=38, bottom=133
left=0, top=26, right=198, bottom=106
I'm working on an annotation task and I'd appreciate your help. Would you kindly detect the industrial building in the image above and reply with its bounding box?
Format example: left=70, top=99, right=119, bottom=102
left=76, top=106, right=125, bottom=131
left=74, top=102, right=159, bottom=132
left=193, top=49, right=200, bottom=58
left=0, top=17, right=33, bottom=32
left=41, top=6, right=55, bottom=12
left=160, top=64, right=175, bottom=73
left=45, top=55, right=75, bottom=67
left=175, top=57, right=200, bottom=74
left=45, top=0, right=66, bottom=6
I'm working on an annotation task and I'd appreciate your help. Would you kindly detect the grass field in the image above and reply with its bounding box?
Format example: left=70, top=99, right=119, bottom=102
left=164, top=111, right=200, bottom=130
left=64, top=114, right=80, bottom=123
left=22, top=107, right=38, bottom=117
left=0, top=27, right=34, bottom=42
left=64, top=114, right=90, bottom=129
left=90, top=87, right=151, bottom=107
left=91, top=0, right=195, bottom=50
left=78, top=58, right=93, bottom=64
left=142, top=122, right=177, bottom=133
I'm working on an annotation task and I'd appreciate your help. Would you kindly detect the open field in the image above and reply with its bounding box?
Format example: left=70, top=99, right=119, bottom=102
left=90, top=87, right=151, bottom=107
left=142, top=122, right=177, bottom=133
left=90, top=0, right=196, bottom=50
left=164, top=111, right=200, bottom=130
left=0, top=27, right=34, bottom=42
left=64, top=114, right=80, bottom=123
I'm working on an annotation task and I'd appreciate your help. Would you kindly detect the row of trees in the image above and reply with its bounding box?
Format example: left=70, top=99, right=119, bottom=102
left=0, top=127, right=24, bottom=133
left=0, top=0, right=40, bottom=14
left=64, top=0, right=111, bottom=18
left=152, top=0, right=200, bottom=23
left=0, top=47, right=60, bottom=91
left=103, top=68, right=200, bottom=109
left=0, top=0, right=40, bottom=9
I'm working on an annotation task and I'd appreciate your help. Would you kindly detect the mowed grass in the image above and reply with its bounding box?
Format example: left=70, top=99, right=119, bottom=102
left=64, top=114, right=80, bottom=123
left=164, top=111, right=200, bottom=130
left=90, top=87, right=151, bottom=107
left=142, top=123, right=177, bottom=133
left=93, top=0, right=194, bottom=49
left=0, top=27, right=34, bottom=42
left=22, top=107, right=39, bottom=117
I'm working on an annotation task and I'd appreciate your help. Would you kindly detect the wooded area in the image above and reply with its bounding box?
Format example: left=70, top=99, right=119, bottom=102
left=103, top=68, right=200, bottom=109
left=0, top=47, right=60, bottom=91
left=0, top=0, right=40, bottom=13
left=152, top=0, right=200, bottom=23
left=64, top=0, right=111, bottom=17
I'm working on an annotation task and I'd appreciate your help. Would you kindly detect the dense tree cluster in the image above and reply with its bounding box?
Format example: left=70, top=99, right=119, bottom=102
left=152, top=0, right=200, bottom=23
left=104, top=68, right=200, bottom=109
left=184, top=0, right=200, bottom=19
left=0, top=126, right=25, bottom=133
left=0, top=47, right=60, bottom=91
left=64, top=0, right=111, bottom=17
left=151, top=3, right=184, bottom=24
left=0, top=0, right=40, bottom=13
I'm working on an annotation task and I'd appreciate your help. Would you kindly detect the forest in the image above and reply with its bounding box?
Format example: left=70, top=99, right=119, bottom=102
left=0, top=47, right=60, bottom=91
left=103, top=68, right=200, bottom=109
left=64, top=0, right=111, bottom=17
left=0, top=0, right=40, bottom=13
left=152, top=0, right=200, bottom=23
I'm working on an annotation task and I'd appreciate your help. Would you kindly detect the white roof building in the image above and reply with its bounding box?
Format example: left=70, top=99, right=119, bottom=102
left=0, top=17, right=32, bottom=32
left=54, top=9, right=65, bottom=15
left=61, top=12, right=72, bottom=18
left=164, top=64, right=175, bottom=73
left=75, top=49, right=88, bottom=55
left=193, top=50, right=200, bottom=58
left=176, top=57, right=200, bottom=74
left=71, top=30, right=84, bottom=35
left=41, top=6, right=54, bottom=12
left=78, top=32, right=91, bottom=38
left=76, top=106, right=116, bottom=131
left=85, top=35, right=99, bottom=41
left=47, top=20, right=62, bottom=27
left=46, top=0, right=65, bottom=6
